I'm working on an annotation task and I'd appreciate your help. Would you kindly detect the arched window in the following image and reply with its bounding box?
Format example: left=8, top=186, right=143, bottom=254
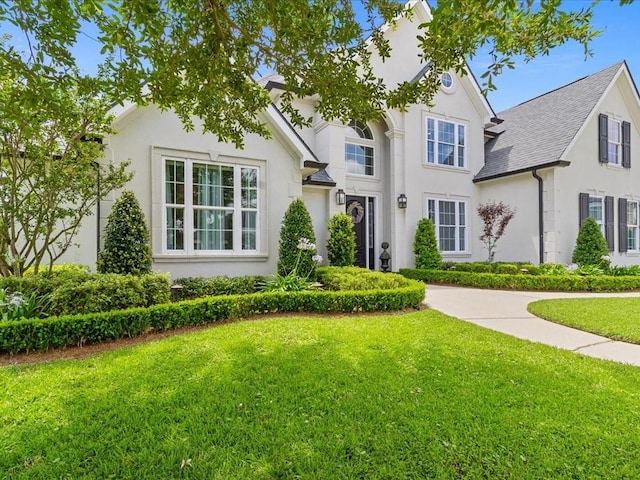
left=345, top=121, right=375, bottom=176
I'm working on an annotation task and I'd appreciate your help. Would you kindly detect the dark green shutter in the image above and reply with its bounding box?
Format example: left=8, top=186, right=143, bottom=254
left=605, top=196, right=614, bottom=252
left=622, top=121, right=631, bottom=168
left=579, top=192, right=589, bottom=227
left=599, top=113, right=609, bottom=164
left=619, top=198, right=628, bottom=253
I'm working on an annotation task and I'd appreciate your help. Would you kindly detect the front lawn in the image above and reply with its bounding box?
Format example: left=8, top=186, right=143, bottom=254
left=529, top=298, right=640, bottom=344
left=3, top=311, right=640, bottom=478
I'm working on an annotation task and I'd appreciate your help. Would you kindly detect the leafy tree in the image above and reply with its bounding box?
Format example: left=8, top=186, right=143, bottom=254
left=278, top=198, right=317, bottom=276
left=477, top=201, right=516, bottom=263
left=414, top=218, right=442, bottom=270
left=0, top=64, right=131, bottom=277
left=327, top=213, right=356, bottom=267
left=97, top=191, right=152, bottom=275
left=1, top=0, right=623, bottom=146
left=572, top=217, right=609, bottom=266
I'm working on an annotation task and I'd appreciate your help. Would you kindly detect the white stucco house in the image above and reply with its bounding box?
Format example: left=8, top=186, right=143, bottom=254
left=60, top=1, right=640, bottom=277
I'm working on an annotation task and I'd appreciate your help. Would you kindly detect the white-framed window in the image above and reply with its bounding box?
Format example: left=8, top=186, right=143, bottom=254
left=628, top=201, right=639, bottom=251
left=588, top=195, right=604, bottom=234
left=608, top=119, right=621, bottom=165
left=164, top=157, right=259, bottom=254
left=426, top=118, right=466, bottom=168
left=441, top=72, right=453, bottom=89
left=345, top=120, right=375, bottom=176
left=427, top=198, right=467, bottom=252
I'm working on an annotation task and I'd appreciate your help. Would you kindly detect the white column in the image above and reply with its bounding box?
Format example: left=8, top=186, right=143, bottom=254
left=385, top=128, right=407, bottom=270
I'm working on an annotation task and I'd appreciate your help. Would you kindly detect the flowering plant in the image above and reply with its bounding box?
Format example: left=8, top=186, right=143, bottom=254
left=262, top=238, right=323, bottom=291
left=0, top=288, right=51, bottom=322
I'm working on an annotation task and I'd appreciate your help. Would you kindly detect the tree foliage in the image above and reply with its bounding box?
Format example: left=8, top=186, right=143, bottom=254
left=572, top=217, right=609, bottom=266
left=277, top=198, right=317, bottom=276
left=97, top=191, right=152, bottom=275
left=0, top=0, right=625, bottom=146
left=477, top=201, right=516, bottom=263
left=327, top=213, right=356, bottom=267
left=0, top=61, right=131, bottom=277
left=414, top=218, right=442, bottom=270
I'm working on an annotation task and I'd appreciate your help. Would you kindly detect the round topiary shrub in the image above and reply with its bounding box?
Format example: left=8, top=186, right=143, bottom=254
left=414, top=217, right=442, bottom=269
left=277, top=198, right=317, bottom=276
left=97, top=191, right=152, bottom=275
left=572, top=216, right=609, bottom=266
left=327, top=212, right=356, bottom=267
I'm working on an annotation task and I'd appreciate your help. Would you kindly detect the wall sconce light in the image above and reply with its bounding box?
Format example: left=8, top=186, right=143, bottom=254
left=397, top=193, right=408, bottom=209
left=336, top=188, right=346, bottom=205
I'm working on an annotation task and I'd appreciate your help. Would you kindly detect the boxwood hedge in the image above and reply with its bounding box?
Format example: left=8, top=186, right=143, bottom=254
left=0, top=273, right=426, bottom=354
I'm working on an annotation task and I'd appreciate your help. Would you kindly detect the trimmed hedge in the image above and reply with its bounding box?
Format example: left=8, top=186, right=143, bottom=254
left=318, top=267, right=411, bottom=291
left=400, top=268, right=640, bottom=292
left=0, top=279, right=426, bottom=354
left=172, top=276, right=264, bottom=300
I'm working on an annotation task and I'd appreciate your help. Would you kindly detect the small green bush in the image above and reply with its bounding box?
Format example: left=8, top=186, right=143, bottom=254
left=277, top=198, right=317, bottom=277
left=97, top=191, right=152, bottom=275
left=572, top=217, right=609, bottom=266
left=493, top=263, right=520, bottom=275
left=172, top=276, right=263, bottom=300
left=414, top=218, right=442, bottom=269
left=318, top=266, right=410, bottom=291
left=326, top=213, right=356, bottom=266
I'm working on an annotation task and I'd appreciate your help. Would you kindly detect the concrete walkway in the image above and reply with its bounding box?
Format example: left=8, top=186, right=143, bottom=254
left=425, top=285, right=640, bottom=366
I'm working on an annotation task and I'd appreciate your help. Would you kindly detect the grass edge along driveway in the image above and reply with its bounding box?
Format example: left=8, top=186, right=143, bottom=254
left=3, top=309, right=640, bottom=479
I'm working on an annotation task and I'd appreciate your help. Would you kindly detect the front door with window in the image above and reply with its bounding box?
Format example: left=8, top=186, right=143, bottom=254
left=346, top=196, right=375, bottom=269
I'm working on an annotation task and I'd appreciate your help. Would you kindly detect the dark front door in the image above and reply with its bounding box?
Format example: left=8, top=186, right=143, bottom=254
left=346, top=196, right=375, bottom=268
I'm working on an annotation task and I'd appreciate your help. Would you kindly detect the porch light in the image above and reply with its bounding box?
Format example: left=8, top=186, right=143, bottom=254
left=336, top=188, right=346, bottom=205
left=397, top=194, right=408, bottom=209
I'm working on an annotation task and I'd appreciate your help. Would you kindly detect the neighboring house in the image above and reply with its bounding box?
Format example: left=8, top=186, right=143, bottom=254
left=479, top=61, right=640, bottom=265
left=58, top=1, right=640, bottom=276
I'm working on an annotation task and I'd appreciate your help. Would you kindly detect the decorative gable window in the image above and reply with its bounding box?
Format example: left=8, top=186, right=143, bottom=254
left=426, top=118, right=466, bottom=168
left=599, top=113, right=631, bottom=168
left=427, top=198, right=467, bottom=252
left=164, top=158, right=259, bottom=254
left=345, top=121, right=374, bottom=176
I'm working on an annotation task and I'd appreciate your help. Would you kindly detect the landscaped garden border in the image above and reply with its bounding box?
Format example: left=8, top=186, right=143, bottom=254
left=399, top=268, right=640, bottom=292
left=0, top=279, right=426, bottom=354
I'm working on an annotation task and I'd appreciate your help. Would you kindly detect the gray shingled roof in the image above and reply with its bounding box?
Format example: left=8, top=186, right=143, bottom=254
left=476, top=62, right=624, bottom=182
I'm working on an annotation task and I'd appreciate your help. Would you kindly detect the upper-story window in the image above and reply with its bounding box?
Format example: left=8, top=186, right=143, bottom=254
left=441, top=72, right=453, bottom=89
left=345, top=120, right=375, bottom=176
left=599, top=113, right=630, bottom=168
left=164, top=157, right=259, bottom=254
left=426, top=117, right=466, bottom=168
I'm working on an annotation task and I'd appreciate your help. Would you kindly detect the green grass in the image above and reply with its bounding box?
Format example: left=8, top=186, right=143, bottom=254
left=529, top=297, right=640, bottom=344
left=3, top=311, right=640, bottom=478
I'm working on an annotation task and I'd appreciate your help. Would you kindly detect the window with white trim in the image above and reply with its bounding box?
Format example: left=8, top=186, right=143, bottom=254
left=164, top=158, right=259, bottom=253
left=588, top=195, right=604, bottom=234
left=628, top=201, right=639, bottom=251
left=426, top=118, right=466, bottom=168
left=345, top=120, right=375, bottom=176
left=427, top=199, right=467, bottom=252
left=608, top=119, right=621, bottom=165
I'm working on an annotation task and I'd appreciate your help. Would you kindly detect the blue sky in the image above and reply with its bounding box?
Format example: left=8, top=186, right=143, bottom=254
left=468, top=1, right=640, bottom=113
left=3, top=1, right=638, bottom=115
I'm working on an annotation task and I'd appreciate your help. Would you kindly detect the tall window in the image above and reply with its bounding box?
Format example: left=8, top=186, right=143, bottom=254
left=588, top=195, right=604, bottom=233
left=345, top=120, right=375, bottom=176
left=164, top=158, right=259, bottom=253
left=427, top=199, right=467, bottom=252
left=629, top=201, right=639, bottom=251
left=608, top=119, right=621, bottom=165
left=426, top=118, right=466, bottom=168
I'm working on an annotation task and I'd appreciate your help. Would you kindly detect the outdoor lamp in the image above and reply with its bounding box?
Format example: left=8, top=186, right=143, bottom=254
left=397, top=194, right=408, bottom=209
left=336, top=188, right=346, bottom=205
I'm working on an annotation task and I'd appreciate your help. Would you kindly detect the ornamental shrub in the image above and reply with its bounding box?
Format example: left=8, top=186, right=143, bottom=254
left=327, top=213, right=356, bottom=266
left=414, top=218, right=442, bottom=269
left=277, top=198, right=317, bottom=276
left=97, top=191, right=152, bottom=275
left=572, top=217, right=609, bottom=266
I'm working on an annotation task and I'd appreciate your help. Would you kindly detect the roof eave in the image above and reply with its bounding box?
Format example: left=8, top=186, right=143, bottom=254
left=473, top=160, right=570, bottom=183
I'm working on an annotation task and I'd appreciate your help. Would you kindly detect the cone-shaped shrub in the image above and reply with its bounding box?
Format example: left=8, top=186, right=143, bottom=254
left=277, top=198, right=316, bottom=276
left=97, top=191, right=152, bottom=275
left=414, top=218, right=442, bottom=269
left=572, top=216, right=609, bottom=266
left=327, top=212, right=356, bottom=266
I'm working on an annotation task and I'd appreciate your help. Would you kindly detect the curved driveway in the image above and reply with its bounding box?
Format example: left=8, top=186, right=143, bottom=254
left=425, top=284, right=640, bottom=367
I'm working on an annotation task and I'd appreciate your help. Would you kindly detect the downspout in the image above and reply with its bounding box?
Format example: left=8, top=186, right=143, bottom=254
left=92, top=162, right=101, bottom=261
left=532, top=170, right=544, bottom=264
